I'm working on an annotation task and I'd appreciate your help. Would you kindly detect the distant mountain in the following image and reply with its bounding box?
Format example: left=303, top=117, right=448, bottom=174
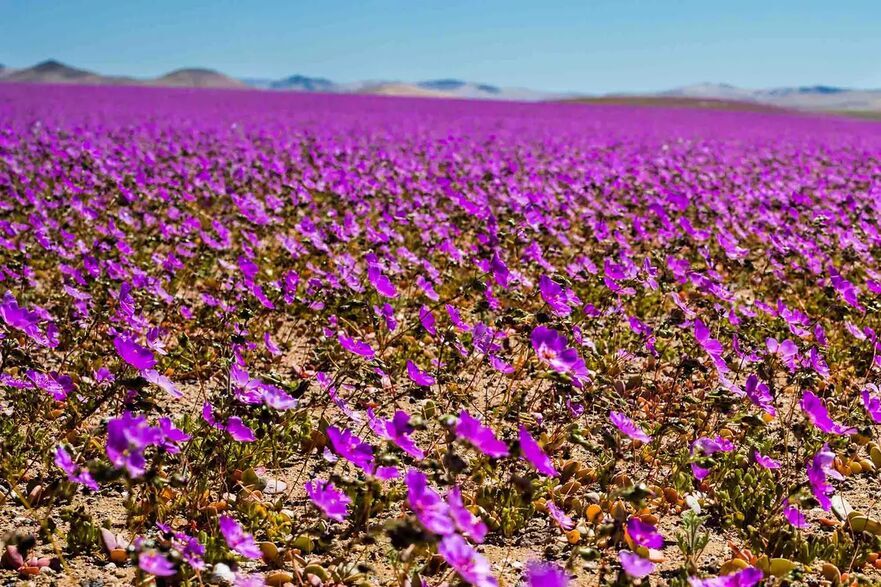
left=3, top=59, right=132, bottom=85
left=0, top=60, right=244, bottom=90
left=153, top=68, right=246, bottom=89
left=4, top=60, right=881, bottom=112
left=270, top=74, right=337, bottom=92
left=657, top=83, right=881, bottom=111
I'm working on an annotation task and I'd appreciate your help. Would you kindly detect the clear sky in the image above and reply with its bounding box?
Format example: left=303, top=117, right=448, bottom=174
left=2, top=0, right=880, bottom=93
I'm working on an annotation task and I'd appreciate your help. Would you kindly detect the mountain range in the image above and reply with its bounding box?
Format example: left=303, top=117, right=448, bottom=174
left=2, top=60, right=880, bottom=112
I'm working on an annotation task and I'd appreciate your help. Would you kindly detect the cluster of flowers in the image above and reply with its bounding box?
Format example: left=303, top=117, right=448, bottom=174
left=1, top=82, right=880, bottom=585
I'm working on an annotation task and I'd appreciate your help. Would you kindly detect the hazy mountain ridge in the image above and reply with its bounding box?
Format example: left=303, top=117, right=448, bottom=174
left=3, top=60, right=880, bottom=111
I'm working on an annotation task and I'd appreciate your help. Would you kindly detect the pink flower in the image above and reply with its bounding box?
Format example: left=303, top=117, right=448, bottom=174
left=114, top=334, right=156, bottom=370
left=406, top=360, right=435, bottom=386
left=455, top=410, right=509, bottom=458
left=218, top=516, right=261, bottom=559
left=619, top=550, right=655, bottom=579
left=305, top=479, right=351, bottom=522
left=610, top=411, right=651, bottom=443
left=801, top=391, right=856, bottom=435
left=519, top=426, right=558, bottom=476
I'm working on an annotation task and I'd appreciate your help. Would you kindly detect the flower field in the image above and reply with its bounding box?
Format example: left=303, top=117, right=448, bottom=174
left=1, top=83, right=881, bottom=586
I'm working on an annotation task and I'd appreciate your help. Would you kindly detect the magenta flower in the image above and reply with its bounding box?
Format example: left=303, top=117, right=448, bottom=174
left=744, top=374, right=775, bottom=416
left=455, top=411, right=509, bottom=458
left=547, top=501, right=574, bottom=531
left=525, top=562, right=568, bottom=587
left=367, top=266, right=397, bottom=298
left=438, top=534, right=498, bottom=587
left=218, top=516, right=261, bottom=559
left=610, top=411, right=651, bottom=443
left=113, top=334, right=157, bottom=370
left=405, top=468, right=455, bottom=535
left=226, top=417, right=256, bottom=442
left=419, top=305, right=436, bottom=336
left=530, top=326, right=589, bottom=387
left=766, top=337, right=799, bottom=371
left=782, top=499, right=808, bottom=529
left=627, top=517, right=664, bottom=549
left=693, top=319, right=729, bottom=373
left=367, top=409, right=424, bottom=460
left=754, top=451, right=781, bottom=470
left=106, top=411, right=161, bottom=478
left=519, top=426, right=558, bottom=476
left=54, top=445, right=99, bottom=491
left=338, top=333, right=375, bottom=359
left=326, top=425, right=374, bottom=472
left=539, top=275, right=573, bottom=317
left=138, top=551, right=176, bottom=577
left=619, top=550, right=655, bottom=579
left=801, top=391, right=856, bottom=435
left=406, top=360, right=435, bottom=387
left=26, top=370, right=70, bottom=401
left=447, top=486, right=488, bottom=543
left=862, top=384, right=881, bottom=423
left=142, top=369, right=182, bottom=398
left=807, top=443, right=842, bottom=510
left=305, top=479, right=351, bottom=522
left=688, top=567, right=763, bottom=587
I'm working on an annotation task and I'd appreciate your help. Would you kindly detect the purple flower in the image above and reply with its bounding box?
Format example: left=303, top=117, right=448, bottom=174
left=539, top=275, right=573, bottom=317
left=419, top=305, right=436, bottom=336
left=744, top=374, right=775, bottom=416
left=26, top=370, right=70, bottom=401
left=489, top=252, right=510, bottom=289
left=547, top=501, right=575, bottom=531
left=226, top=417, right=256, bottom=442
left=619, top=550, right=655, bottom=579
left=782, top=499, right=808, bottom=529
left=447, top=486, right=488, bottom=543
left=138, top=551, right=176, bottom=577
left=530, top=326, right=589, bottom=388
left=367, top=266, right=397, bottom=298
left=688, top=567, right=763, bottom=587
left=807, top=443, right=842, bottom=510
left=438, top=534, right=498, bottom=587
left=338, top=333, right=375, bottom=359
left=142, top=369, right=182, bottom=398
left=113, top=334, right=157, bottom=370
left=326, top=425, right=374, bottom=472
left=405, top=469, right=455, bottom=535
left=693, top=319, right=729, bottom=374
left=218, top=516, right=261, bottom=559
left=519, top=426, right=558, bottom=476
left=610, top=411, right=651, bottom=443
left=106, top=412, right=161, bottom=478
left=862, top=384, right=881, bottom=423
left=690, top=436, right=735, bottom=480
left=801, top=391, right=856, bottom=435
left=406, top=360, right=435, bottom=387
left=54, top=445, right=99, bottom=491
left=367, top=409, right=424, bottom=460
left=455, top=411, right=509, bottom=458
left=754, top=450, right=781, bottom=470
left=627, top=517, right=664, bottom=549
left=305, top=479, right=351, bottom=522
left=525, top=562, right=568, bottom=587
left=766, top=337, right=799, bottom=371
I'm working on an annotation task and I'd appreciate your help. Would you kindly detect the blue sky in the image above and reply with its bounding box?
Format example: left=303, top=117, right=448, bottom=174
left=2, top=0, right=880, bottom=93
